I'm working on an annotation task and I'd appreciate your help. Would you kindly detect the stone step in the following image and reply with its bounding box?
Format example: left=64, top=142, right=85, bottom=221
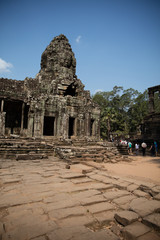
left=16, top=153, right=48, bottom=160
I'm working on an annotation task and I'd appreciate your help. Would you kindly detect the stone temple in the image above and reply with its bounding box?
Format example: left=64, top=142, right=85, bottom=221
left=0, top=34, right=100, bottom=140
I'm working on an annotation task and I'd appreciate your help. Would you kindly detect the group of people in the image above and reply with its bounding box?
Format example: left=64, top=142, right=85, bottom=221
left=120, top=139, right=158, bottom=156
left=134, top=141, right=158, bottom=156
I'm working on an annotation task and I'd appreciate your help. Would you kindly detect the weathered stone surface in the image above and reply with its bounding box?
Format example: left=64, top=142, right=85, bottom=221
left=114, top=211, right=139, bottom=226
left=0, top=34, right=100, bottom=142
left=61, top=172, right=85, bottom=179
left=0, top=158, right=160, bottom=240
left=121, top=221, right=151, bottom=240
left=47, top=226, right=90, bottom=240
left=103, top=189, right=130, bottom=201
left=80, top=194, right=107, bottom=206
left=113, top=195, right=136, bottom=205
left=129, top=198, right=160, bottom=217
left=127, top=184, right=139, bottom=192
left=143, top=213, right=160, bottom=231
left=137, top=232, right=160, bottom=240
left=86, top=202, right=115, bottom=214
left=48, top=227, right=119, bottom=240
left=154, top=193, right=160, bottom=200
left=71, top=229, right=119, bottom=240
left=133, top=189, right=150, bottom=198
left=48, top=206, right=86, bottom=220
left=94, top=211, right=116, bottom=224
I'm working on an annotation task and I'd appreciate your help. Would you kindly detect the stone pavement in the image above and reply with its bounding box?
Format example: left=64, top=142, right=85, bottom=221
left=0, top=157, right=160, bottom=240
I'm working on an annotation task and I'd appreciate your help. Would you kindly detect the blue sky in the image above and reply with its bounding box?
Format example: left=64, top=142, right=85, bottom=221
left=0, top=0, right=160, bottom=95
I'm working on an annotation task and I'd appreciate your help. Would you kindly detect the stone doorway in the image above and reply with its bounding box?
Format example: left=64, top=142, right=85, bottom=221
left=90, top=119, right=94, bottom=136
left=68, top=117, right=75, bottom=138
left=43, top=116, right=55, bottom=136
left=4, top=100, right=22, bottom=135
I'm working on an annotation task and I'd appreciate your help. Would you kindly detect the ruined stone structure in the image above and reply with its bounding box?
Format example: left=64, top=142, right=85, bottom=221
left=141, top=85, right=160, bottom=141
left=0, top=35, right=100, bottom=140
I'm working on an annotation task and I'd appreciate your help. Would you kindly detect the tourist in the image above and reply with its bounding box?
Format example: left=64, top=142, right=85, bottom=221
left=149, top=143, right=155, bottom=157
left=135, top=143, right=139, bottom=156
left=154, top=141, right=158, bottom=156
left=128, top=141, right=132, bottom=154
left=141, top=142, right=147, bottom=156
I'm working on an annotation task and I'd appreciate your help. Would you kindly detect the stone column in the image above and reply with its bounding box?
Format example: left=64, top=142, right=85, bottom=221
left=34, top=112, right=44, bottom=138
left=0, top=112, right=6, bottom=136
left=21, top=102, right=25, bottom=133
left=63, top=113, right=68, bottom=139
left=85, top=113, right=91, bottom=137
left=1, top=99, right=4, bottom=112
left=148, top=90, right=154, bottom=113
left=27, top=113, right=34, bottom=137
left=0, top=100, right=5, bottom=136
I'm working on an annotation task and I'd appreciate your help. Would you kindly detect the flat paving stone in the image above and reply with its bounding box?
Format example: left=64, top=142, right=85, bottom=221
left=48, top=206, right=86, bottom=220
left=121, top=221, right=151, bottom=240
left=61, top=172, right=85, bottom=179
left=71, top=229, right=120, bottom=240
left=127, top=184, right=139, bottom=192
left=103, top=189, right=130, bottom=201
left=47, top=226, right=90, bottom=240
left=94, top=211, right=116, bottom=225
left=0, top=158, right=160, bottom=240
left=80, top=194, right=107, bottom=206
left=71, top=189, right=100, bottom=200
left=58, top=215, right=94, bottom=227
left=133, top=189, right=150, bottom=198
left=154, top=193, right=160, bottom=200
left=114, top=210, right=139, bottom=226
left=129, top=198, right=160, bottom=217
left=113, top=195, right=137, bottom=205
left=86, top=202, right=115, bottom=214
left=137, top=231, right=160, bottom=240
left=143, top=213, right=160, bottom=231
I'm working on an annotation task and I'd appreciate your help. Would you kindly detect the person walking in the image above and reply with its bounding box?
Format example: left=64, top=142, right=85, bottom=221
left=128, top=141, right=132, bottom=154
left=154, top=141, right=158, bottom=157
left=135, top=143, right=139, bottom=156
left=141, top=142, right=147, bottom=156
left=149, top=143, right=155, bottom=156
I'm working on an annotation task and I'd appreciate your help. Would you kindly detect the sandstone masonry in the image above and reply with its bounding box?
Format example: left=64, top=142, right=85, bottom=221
left=0, top=35, right=100, bottom=140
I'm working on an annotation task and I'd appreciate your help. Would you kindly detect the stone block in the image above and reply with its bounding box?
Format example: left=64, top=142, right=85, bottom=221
left=137, top=232, right=160, bottom=240
left=103, top=189, right=130, bottom=201
left=80, top=194, right=107, bottom=206
left=71, top=229, right=119, bottom=240
left=154, top=193, right=160, bottom=200
left=121, top=221, right=151, bottom=240
left=86, top=202, right=115, bottom=214
left=129, top=198, right=160, bottom=217
left=127, top=184, right=139, bottom=192
left=133, top=190, right=150, bottom=198
left=113, top=195, right=136, bottom=205
left=143, top=213, right=160, bottom=231
left=114, top=211, right=139, bottom=226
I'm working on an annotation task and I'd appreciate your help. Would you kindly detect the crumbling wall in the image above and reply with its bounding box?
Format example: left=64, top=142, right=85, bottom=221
left=0, top=34, right=100, bottom=140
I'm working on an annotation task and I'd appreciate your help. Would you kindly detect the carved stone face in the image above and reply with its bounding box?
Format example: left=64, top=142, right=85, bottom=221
left=40, top=35, right=76, bottom=78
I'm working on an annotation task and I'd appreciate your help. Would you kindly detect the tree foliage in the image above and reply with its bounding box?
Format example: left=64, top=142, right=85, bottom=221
left=93, top=86, right=149, bottom=139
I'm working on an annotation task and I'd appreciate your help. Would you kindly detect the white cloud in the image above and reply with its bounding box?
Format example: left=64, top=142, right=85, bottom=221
left=0, top=58, right=13, bottom=73
left=76, top=35, right=82, bottom=43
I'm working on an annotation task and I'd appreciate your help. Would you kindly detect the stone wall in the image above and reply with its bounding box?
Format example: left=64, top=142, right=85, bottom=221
left=0, top=35, right=100, bottom=140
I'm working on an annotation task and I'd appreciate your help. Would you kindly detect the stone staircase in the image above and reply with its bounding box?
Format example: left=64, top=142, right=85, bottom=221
left=0, top=138, right=54, bottom=160
left=55, top=142, right=129, bottom=164
left=0, top=138, right=129, bottom=162
left=116, top=145, right=129, bottom=155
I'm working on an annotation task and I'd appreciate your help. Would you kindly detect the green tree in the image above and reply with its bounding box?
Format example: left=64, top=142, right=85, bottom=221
left=93, top=86, right=149, bottom=139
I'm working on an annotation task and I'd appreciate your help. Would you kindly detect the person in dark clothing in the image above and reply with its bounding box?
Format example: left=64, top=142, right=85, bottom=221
left=149, top=143, right=155, bottom=156
left=141, top=142, right=147, bottom=156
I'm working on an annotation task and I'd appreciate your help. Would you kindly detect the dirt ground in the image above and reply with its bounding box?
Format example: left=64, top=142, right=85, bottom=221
left=103, top=155, right=160, bottom=185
